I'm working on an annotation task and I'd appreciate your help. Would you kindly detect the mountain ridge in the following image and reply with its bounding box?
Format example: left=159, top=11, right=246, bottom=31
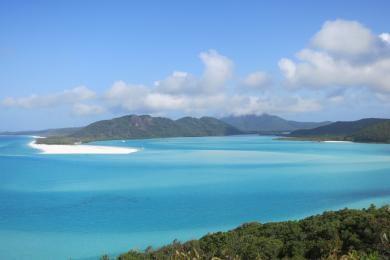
left=220, top=114, right=331, bottom=133
left=36, top=114, right=243, bottom=144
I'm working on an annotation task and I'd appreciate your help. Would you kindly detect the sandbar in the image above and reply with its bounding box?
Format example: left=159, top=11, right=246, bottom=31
left=29, top=140, right=138, bottom=154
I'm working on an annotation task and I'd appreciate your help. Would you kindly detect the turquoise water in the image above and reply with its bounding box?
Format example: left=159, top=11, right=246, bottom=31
left=0, top=135, right=390, bottom=259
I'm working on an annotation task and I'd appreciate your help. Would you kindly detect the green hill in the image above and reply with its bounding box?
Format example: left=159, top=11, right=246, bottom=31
left=37, top=115, right=243, bottom=144
left=350, top=121, right=390, bottom=143
left=288, top=118, right=390, bottom=143
left=107, top=205, right=390, bottom=260
left=290, top=118, right=386, bottom=136
left=221, top=114, right=331, bottom=133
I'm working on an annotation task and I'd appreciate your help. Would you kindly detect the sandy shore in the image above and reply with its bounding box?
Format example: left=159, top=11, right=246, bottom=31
left=29, top=140, right=138, bottom=154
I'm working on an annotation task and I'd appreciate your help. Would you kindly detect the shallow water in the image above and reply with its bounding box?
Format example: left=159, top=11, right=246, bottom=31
left=0, top=135, right=390, bottom=259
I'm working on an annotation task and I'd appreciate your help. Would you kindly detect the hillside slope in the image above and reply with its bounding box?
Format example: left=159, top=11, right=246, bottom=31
left=350, top=121, right=390, bottom=143
left=290, top=118, right=386, bottom=137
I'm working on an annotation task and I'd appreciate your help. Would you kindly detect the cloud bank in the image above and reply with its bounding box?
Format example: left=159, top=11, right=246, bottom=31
left=101, top=50, right=319, bottom=117
left=2, top=20, right=390, bottom=120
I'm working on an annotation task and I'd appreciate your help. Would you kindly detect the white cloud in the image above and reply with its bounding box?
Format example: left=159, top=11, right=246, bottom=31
left=104, top=81, right=188, bottom=113
left=279, top=19, right=390, bottom=93
left=103, top=50, right=241, bottom=115
left=1, top=86, right=96, bottom=109
left=101, top=48, right=323, bottom=117
left=1, top=49, right=327, bottom=119
left=104, top=81, right=149, bottom=111
left=278, top=58, right=296, bottom=81
left=379, top=33, right=390, bottom=46
left=199, top=49, right=233, bottom=93
left=144, top=93, right=187, bottom=111
left=154, top=50, right=233, bottom=95
left=242, top=71, right=271, bottom=89
left=154, top=71, right=197, bottom=95
left=63, top=86, right=96, bottom=101
left=311, top=19, right=376, bottom=56
left=227, top=95, right=321, bottom=116
left=103, top=78, right=320, bottom=117
left=72, top=103, right=105, bottom=116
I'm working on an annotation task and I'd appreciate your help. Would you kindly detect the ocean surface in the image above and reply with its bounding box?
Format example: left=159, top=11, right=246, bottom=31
left=0, top=135, right=390, bottom=259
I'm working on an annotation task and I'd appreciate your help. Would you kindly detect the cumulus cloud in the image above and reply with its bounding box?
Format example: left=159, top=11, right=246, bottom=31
left=72, top=103, right=105, bottom=116
left=1, top=49, right=324, bottom=118
left=380, top=33, right=390, bottom=45
left=104, top=79, right=321, bottom=116
left=199, top=50, right=233, bottom=93
left=154, top=50, right=233, bottom=95
left=311, top=20, right=377, bottom=56
left=101, top=49, right=318, bottom=117
left=242, top=71, right=271, bottom=89
left=1, top=86, right=96, bottom=109
left=279, top=19, right=390, bottom=93
left=154, top=71, right=197, bottom=95
left=104, top=81, right=149, bottom=112
left=144, top=93, right=187, bottom=111
left=227, top=95, right=321, bottom=116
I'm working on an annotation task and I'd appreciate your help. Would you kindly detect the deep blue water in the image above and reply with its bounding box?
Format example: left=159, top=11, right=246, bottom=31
left=0, top=135, right=390, bottom=259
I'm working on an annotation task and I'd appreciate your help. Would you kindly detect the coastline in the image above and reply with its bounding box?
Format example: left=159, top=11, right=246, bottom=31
left=275, top=136, right=356, bottom=143
left=29, top=140, right=138, bottom=154
left=323, top=140, right=353, bottom=143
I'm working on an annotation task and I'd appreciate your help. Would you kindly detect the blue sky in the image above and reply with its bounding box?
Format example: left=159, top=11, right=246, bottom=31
left=1, top=0, right=390, bottom=130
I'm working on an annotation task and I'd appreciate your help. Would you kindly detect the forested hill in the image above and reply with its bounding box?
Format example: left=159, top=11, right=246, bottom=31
left=221, top=114, right=331, bottom=133
left=107, top=205, right=390, bottom=260
left=37, top=115, right=243, bottom=144
left=289, top=118, right=390, bottom=143
left=351, top=120, right=390, bottom=143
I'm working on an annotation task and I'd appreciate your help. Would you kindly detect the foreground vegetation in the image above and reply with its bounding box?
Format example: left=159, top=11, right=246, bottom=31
left=102, top=205, right=390, bottom=259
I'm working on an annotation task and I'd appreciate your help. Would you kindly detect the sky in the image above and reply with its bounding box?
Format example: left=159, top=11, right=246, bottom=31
left=1, top=0, right=390, bottom=131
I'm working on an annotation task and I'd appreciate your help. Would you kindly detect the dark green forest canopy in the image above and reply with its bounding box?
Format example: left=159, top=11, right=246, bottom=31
left=107, top=205, right=390, bottom=260
left=351, top=121, right=390, bottom=143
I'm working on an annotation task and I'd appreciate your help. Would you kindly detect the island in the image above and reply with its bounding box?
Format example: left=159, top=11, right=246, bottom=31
left=283, top=118, right=390, bottom=144
left=34, top=115, right=244, bottom=145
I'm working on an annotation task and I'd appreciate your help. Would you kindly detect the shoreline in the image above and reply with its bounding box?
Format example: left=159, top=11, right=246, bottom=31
left=323, top=140, right=353, bottom=143
left=29, top=140, right=138, bottom=154
left=275, top=137, right=356, bottom=143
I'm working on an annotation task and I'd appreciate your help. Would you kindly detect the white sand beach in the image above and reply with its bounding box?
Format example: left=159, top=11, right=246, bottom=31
left=29, top=140, right=138, bottom=154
